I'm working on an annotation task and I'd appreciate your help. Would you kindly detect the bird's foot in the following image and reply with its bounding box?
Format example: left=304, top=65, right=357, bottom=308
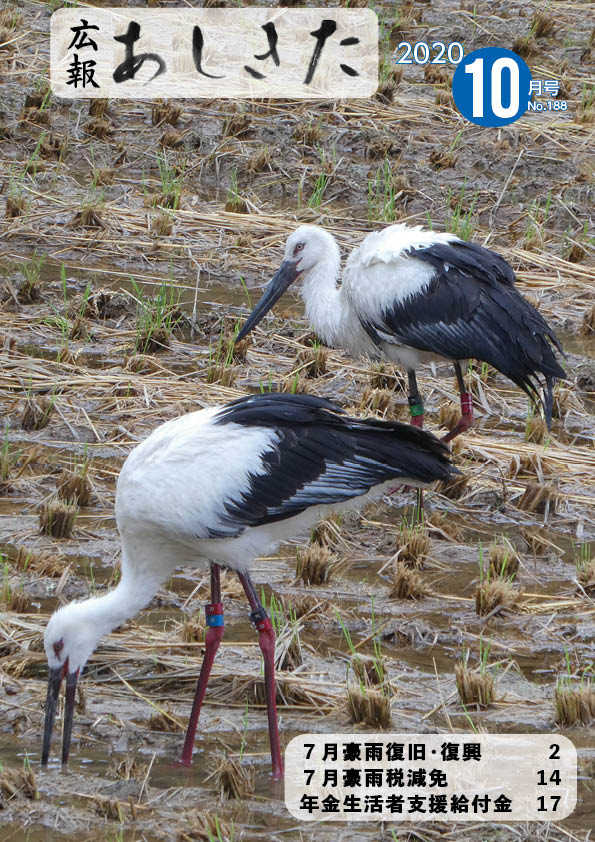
left=173, top=758, right=193, bottom=768
left=442, top=393, right=473, bottom=443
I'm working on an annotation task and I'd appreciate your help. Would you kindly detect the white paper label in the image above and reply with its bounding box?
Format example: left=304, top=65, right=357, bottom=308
left=284, top=734, right=577, bottom=822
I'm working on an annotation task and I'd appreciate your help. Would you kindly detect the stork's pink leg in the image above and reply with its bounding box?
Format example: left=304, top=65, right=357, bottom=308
left=237, top=571, right=284, bottom=780
left=441, top=362, right=474, bottom=444
left=442, top=391, right=473, bottom=443
left=407, top=369, right=424, bottom=429
left=180, top=563, right=223, bottom=767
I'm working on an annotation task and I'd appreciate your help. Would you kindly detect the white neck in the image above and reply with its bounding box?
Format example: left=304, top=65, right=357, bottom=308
left=77, top=567, right=161, bottom=639
left=301, top=254, right=347, bottom=348
left=45, top=545, right=168, bottom=672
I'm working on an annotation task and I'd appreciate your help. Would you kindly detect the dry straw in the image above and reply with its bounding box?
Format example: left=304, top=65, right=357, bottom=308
left=488, top=538, right=520, bottom=579
left=2, top=35, right=595, bottom=839
left=439, top=402, right=461, bottom=432
left=206, top=363, right=235, bottom=386
left=476, top=578, right=517, bottom=617
left=436, top=473, right=469, bottom=500
left=555, top=680, right=595, bottom=726
left=522, top=528, right=552, bottom=556
left=39, top=497, right=78, bottom=538
left=57, top=468, right=91, bottom=507
left=125, top=354, right=162, bottom=374
left=577, top=559, right=595, bottom=595
left=178, top=811, right=234, bottom=842
left=351, top=653, right=384, bottom=686
left=109, top=755, right=148, bottom=781
left=580, top=305, right=595, bottom=335
left=359, top=386, right=394, bottom=416
left=275, top=622, right=303, bottom=671
left=310, top=513, right=343, bottom=549
left=1, top=577, right=31, bottom=613
left=0, top=766, right=38, bottom=801
left=153, top=213, right=173, bottom=237
left=293, top=120, right=321, bottom=146
left=179, top=614, right=206, bottom=646
left=159, top=129, right=184, bottom=149
left=390, top=563, right=427, bottom=599
left=525, top=414, right=548, bottom=444
left=295, top=543, right=345, bottom=585
left=85, top=117, right=112, bottom=140
left=294, top=345, right=328, bottom=378
left=152, top=101, right=182, bottom=127
left=21, top=396, right=53, bottom=430
left=5, top=196, right=26, bottom=218
left=346, top=683, right=391, bottom=729
left=369, top=362, right=404, bottom=391
left=147, top=707, right=183, bottom=732
left=213, top=754, right=254, bottom=800
left=393, top=526, right=431, bottom=568
left=14, top=546, right=64, bottom=577
left=517, top=482, right=557, bottom=514
left=282, top=593, right=331, bottom=624
left=427, top=511, right=463, bottom=541
left=455, top=661, right=495, bottom=707
left=88, top=98, right=109, bottom=118
left=69, top=314, right=89, bottom=339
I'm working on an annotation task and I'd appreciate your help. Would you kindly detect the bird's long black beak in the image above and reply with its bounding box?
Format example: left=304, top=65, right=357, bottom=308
left=236, top=261, right=301, bottom=343
left=41, top=661, right=79, bottom=766
left=62, top=669, right=79, bottom=765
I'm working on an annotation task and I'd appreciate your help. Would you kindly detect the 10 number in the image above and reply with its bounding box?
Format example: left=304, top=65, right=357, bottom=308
left=464, top=56, right=519, bottom=118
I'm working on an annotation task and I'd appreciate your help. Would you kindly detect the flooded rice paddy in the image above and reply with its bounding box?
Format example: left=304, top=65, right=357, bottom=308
left=1, top=0, right=595, bottom=840
left=1, top=254, right=594, bottom=842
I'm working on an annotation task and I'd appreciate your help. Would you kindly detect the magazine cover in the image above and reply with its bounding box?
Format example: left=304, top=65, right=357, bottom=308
left=0, top=2, right=593, bottom=841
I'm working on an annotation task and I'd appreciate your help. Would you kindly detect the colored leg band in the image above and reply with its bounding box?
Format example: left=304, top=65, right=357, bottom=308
left=409, top=403, right=424, bottom=417
left=461, top=393, right=473, bottom=414
left=206, top=602, right=224, bottom=627
left=250, top=609, right=273, bottom=633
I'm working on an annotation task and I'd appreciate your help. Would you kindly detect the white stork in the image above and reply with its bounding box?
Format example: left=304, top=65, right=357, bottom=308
left=41, top=393, right=455, bottom=779
left=236, top=224, right=565, bottom=439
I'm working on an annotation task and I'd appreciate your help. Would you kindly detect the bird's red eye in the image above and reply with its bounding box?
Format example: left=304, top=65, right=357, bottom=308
left=53, top=639, right=64, bottom=658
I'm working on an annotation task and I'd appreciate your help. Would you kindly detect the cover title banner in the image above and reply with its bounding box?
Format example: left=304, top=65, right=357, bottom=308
left=50, top=8, right=378, bottom=99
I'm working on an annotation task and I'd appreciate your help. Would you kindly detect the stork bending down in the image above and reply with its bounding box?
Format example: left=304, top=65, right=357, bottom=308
left=236, top=224, right=566, bottom=440
left=42, top=393, right=456, bottom=778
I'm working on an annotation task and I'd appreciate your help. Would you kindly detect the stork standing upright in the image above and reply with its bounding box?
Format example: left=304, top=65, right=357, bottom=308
left=236, top=224, right=565, bottom=440
left=41, top=393, right=456, bottom=779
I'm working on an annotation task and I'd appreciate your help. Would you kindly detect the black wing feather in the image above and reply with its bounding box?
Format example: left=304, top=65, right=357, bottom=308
left=363, top=240, right=565, bottom=427
left=214, top=393, right=456, bottom=531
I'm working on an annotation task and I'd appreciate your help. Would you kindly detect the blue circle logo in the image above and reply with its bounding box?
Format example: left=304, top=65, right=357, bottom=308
left=452, top=47, right=532, bottom=127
